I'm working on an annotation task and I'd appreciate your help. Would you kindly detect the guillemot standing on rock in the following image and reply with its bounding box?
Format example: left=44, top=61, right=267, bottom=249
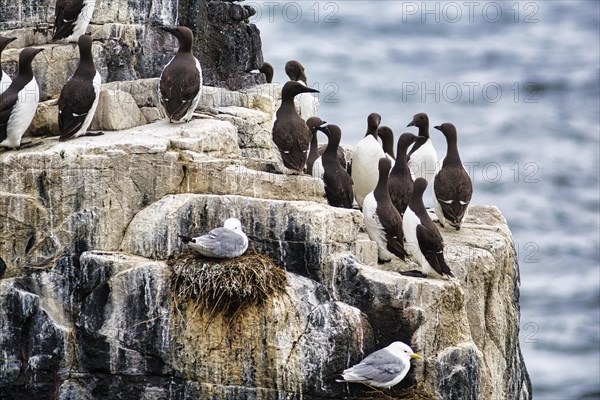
left=307, top=117, right=348, bottom=179
left=0, top=36, right=16, bottom=95
left=407, top=112, right=438, bottom=182
left=159, top=26, right=203, bottom=123
left=433, top=123, right=473, bottom=230
left=403, top=178, right=453, bottom=279
left=52, top=0, right=96, bottom=42
left=378, top=126, right=395, bottom=160
left=259, top=62, right=274, bottom=83
left=179, top=218, right=248, bottom=259
left=272, top=81, right=319, bottom=172
left=363, top=157, right=408, bottom=262
left=351, top=113, right=384, bottom=208
left=305, top=116, right=326, bottom=175
left=0, top=47, right=44, bottom=150
left=285, top=60, right=318, bottom=121
left=389, top=133, right=423, bottom=216
left=58, top=34, right=102, bottom=141
left=316, top=124, right=353, bottom=208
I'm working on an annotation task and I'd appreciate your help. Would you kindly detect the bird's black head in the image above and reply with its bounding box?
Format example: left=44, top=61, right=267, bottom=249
left=18, top=47, right=44, bottom=68
left=259, top=62, right=274, bottom=83
left=407, top=112, right=429, bottom=128
left=163, top=26, right=195, bottom=52
left=0, top=35, right=16, bottom=52
left=378, top=156, right=393, bottom=176
left=281, top=80, right=319, bottom=100
left=367, top=113, right=382, bottom=131
left=306, top=116, right=327, bottom=133
left=285, top=60, right=308, bottom=84
left=434, top=122, right=458, bottom=139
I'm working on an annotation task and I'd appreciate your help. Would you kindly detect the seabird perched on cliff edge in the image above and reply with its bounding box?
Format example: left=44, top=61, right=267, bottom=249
left=0, top=47, right=44, bottom=150
left=272, top=81, right=319, bottom=171
left=159, top=26, right=203, bottom=123
left=316, top=124, right=354, bottom=208
left=305, top=116, right=326, bottom=176
left=378, top=126, right=395, bottom=161
left=403, top=178, right=454, bottom=279
left=351, top=113, right=384, bottom=207
left=179, top=218, right=249, bottom=259
left=407, top=112, right=437, bottom=182
left=337, top=341, right=422, bottom=389
left=433, top=123, right=473, bottom=230
left=363, top=157, right=408, bottom=262
left=389, top=133, right=423, bottom=216
left=285, top=60, right=318, bottom=121
left=0, top=35, right=16, bottom=95
left=52, top=0, right=96, bottom=42
left=58, top=34, right=102, bottom=141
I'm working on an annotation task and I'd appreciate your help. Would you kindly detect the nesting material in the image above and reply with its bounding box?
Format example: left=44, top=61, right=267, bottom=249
left=349, top=382, right=435, bottom=400
left=169, top=251, right=287, bottom=318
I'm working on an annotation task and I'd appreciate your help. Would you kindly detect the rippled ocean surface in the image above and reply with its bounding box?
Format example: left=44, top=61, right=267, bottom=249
left=255, top=1, right=600, bottom=398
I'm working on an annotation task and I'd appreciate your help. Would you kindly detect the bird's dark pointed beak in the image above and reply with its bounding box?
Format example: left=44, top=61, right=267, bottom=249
left=407, top=121, right=415, bottom=127
left=302, top=87, right=320, bottom=94
left=8, top=37, right=17, bottom=44
left=434, top=125, right=442, bottom=131
left=321, top=120, right=327, bottom=126
left=161, top=27, right=175, bottom=34
left=317, top=125, right=330, bottom=134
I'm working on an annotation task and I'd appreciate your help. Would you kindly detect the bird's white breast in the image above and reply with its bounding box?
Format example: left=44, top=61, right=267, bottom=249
left=352, top=135, right=385, bottom=207
left=2, top=78, right=39, bottom=148
left=409, top=139, right=438, bottom=182
left=0, top=73, right=12, bottom=95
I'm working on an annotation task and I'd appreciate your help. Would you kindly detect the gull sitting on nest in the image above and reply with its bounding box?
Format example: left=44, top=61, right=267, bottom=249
left=179, top=218, right=248, bottom=258
left=337, top=341, right=421, bottom=389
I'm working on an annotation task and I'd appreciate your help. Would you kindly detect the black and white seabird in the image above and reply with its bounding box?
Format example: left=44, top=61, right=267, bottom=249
left=389, top=133, right=423, bottom=216
left=403, top=178, right=454, bottom=279
left=285, top=60, right=318, bottom=121
left=407, top=112, right=438, bottom=182
left=272, top=81, right=319, bottom=171
left=378, top=126, right=395, bottom=161
left=159, top=26, right=203, bottom=123
left=337, top=341, right=421, bottom=389
left=433, top=123, right=473, bottom=230
left=0, top=36, right=16, bottom=95
left=58, top=34, right=102, bottom=141
left=306, top=117, right=348, bottom=179
left=351, top=113, right=384, bottom=207
left=316, top=124, right=353, bottom=208
left=179, top=218, right=248, bottom=259
left=363, top=157, right=408, bottom=262
left=305, top=116, right=326, bottom=175
left=52, top=0, right=96, bottom=42
left=0, top=47, right=44, bottom=150
left=259, top=62, right=274, bottom=83
left=313, top=144, right=350, bottom=178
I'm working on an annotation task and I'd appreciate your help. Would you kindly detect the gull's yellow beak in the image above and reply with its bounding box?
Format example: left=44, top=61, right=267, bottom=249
left=411, top=353, right=422, bottom=360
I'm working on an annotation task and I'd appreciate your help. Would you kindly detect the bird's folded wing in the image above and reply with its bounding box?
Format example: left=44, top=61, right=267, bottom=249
left=346, top=350, right=406, bottom=381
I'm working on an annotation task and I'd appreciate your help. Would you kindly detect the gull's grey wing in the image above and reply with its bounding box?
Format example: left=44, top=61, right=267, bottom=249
left=346, top=348, right=406, bottom=382
left=194, top=227, right=246, bottom=257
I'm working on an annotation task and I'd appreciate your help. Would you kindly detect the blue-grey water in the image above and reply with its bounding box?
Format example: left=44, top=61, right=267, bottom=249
left=254, top=1, right=600, bottom=398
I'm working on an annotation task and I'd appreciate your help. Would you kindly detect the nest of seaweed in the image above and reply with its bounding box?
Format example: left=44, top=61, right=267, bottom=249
left=168, top=251, right=287, bottom=321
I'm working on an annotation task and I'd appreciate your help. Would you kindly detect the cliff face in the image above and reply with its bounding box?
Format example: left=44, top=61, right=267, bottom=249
left=0, top=0, right=264, bottom=93
left=0, top=1, right=530, bottom=398
left=0, top=81, right=530, bottom=399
